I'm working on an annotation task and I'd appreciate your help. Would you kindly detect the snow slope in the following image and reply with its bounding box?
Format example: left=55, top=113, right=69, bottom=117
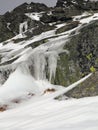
left=0, top=73, right=98, bottom=130
left=0, top=83, right=98, bottom=130
left=0, top=11, right=98, bottom=130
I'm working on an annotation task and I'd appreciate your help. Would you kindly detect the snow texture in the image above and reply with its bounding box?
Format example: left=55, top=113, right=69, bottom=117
left=0, top=11, right=98, bottom=130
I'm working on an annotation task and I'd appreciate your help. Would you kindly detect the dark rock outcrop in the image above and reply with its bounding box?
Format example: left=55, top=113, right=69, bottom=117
left=0, top=17, right=14, bottom=42
left=11, top=2, right=48, bottom=14
left=53, top=20, right=98, bottom=98
left=66, top=72, right=98, bottom=98
left=56, top=0, right=98, bottom=10
left=0, top=2, right=49, bottom=42
left=56, top=21, right=80, bottom=34
left=56, top=0, right=98, bottom=18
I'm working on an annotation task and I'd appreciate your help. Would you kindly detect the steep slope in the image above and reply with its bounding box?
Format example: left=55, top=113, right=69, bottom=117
left=0, top=85, right=98, bottom=130
left=0, top=2, right=50, bottom=42
left=0, top=1, right=98, bottom=130
left=0, top=1, right=98, bottom=99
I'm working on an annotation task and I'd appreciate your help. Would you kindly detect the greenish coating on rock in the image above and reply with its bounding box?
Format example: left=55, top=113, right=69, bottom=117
left=53, top=20, right=98, bottom=98
left=53, top=53, right=81, bottom=86
left=66, top=72, right=98, bottom=98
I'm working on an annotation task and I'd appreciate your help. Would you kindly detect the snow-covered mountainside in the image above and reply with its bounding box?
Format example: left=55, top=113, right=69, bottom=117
left=0, top=0, right=98, bottom=130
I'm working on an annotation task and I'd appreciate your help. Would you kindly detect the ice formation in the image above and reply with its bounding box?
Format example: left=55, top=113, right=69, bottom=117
left=19, top=21, right=28, bottom=34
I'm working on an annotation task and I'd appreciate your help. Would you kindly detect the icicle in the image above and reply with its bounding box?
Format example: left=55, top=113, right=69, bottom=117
left=27, top=50, right=59, bottom=82
left=33, top=52, right=47, bottom=80
left=19, top=21, right=28, bottom=34
left=47, top=51, right=58, bottom=82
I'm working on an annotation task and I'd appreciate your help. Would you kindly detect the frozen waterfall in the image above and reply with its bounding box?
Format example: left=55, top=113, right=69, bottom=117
left=21, top=37, right=68, bottom=82
left=28, top=51, right=59, bottom=82
left=19, top=21, right=28, bottom=34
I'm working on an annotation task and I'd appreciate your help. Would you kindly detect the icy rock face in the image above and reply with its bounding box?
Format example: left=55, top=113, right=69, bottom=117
left=24, top=35, right=69, bottom=83
left=0, top=68, right=14, bottom=85
left=30, top=51, right=58, bottom=81
left=19, top=21, right=28, bottom=34
left=65, top=72, right=98, bottom=98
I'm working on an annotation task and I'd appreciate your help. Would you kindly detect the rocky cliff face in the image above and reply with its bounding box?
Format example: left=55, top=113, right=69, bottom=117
left=56, top=0, right=98, bottom=17
left=0, top=2, right=49, bottom=42
left=56, top=0, right=98, bottom=10
left=0, top=0, right=98, bottom=98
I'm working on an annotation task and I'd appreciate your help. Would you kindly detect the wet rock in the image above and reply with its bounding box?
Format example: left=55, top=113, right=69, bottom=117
left=56, top=21, right=80, bottom=34
left=53, top=20, right=98, bottom=89
left=66, top=72, right=98, bottom=98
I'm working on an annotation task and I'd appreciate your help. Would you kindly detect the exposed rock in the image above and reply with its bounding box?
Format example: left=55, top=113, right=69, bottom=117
left=0, top=2, right=49, bottom=42
left=0, top=105, right=7, bottom=112
left=53, top=52, right=81, bottom=87
left=44, top=88, right=56, bottom=94
left=66, top=72, right=98, bottom=98
left=53, top=20, right=98, bottom=88
left=40, top=11, right=72, bottom=23
left=56, top=21, right=80, bottom=34
left=74, top=20, right=98, bottom=74
left=0, top=17, right=14, bottom=42
left=27, top=24, right=55, bottom=36
left=56, top=0, right=98, bottom=10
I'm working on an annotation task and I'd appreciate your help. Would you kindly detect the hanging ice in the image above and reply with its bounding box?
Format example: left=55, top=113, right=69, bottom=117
left=28, top=50, right=59, bottom=82
left=33, top=52, right=47, bottom=80
left=47, top=51, right=58, bottom=81
left=19, top=21, right=28, bottom=34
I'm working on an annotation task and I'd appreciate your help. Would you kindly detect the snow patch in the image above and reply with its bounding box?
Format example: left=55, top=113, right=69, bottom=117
left=25, top=12, right=42, bottom=21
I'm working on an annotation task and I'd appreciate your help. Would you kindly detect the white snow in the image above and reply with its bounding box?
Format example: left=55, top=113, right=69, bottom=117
left=25, top=12, right=43, bottom=21
left=74, top=12, right=98, bottom=24
left=0, top=73, right=98, bottom=130
left=0, top=10, right=98, bottom=130
left=7, top=23, right=11, bottom=30
left=0, top=64, right=63, bottom=105
left=56, top=23, right=66, bottom=28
